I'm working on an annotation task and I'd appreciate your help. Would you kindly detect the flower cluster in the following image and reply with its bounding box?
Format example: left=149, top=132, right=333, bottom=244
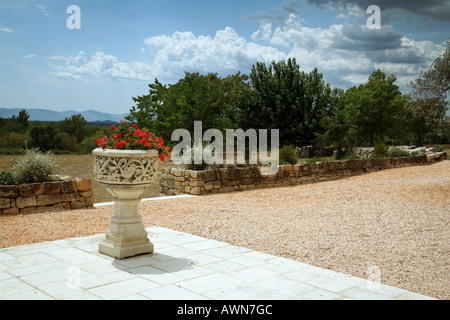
left=97, top=121, right=171, bottom=161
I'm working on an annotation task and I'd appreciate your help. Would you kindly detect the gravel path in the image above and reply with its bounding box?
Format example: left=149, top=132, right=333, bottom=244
left=1, top=161, right=449, bottom=300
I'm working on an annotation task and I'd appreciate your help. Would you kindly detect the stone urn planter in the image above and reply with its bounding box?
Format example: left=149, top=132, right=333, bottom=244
left=93, top=148, right=159, bottom=259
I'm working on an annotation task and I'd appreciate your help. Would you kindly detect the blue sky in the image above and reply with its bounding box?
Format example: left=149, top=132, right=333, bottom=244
left=0, top=0, right=449, bottom=115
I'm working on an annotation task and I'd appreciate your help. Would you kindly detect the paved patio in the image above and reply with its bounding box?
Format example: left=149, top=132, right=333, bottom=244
left=0, top=224, right=436, bottom=300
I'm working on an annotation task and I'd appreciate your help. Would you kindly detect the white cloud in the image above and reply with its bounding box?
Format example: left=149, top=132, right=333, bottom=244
left=0, top=27, right=14, bottom=33
left=252, top=22, right=273, bottom=42
left=34, top=3, right=50, bottom=16
left=51, top=27, right=287, bottom=83
left=144, top=27, right=286, bottom=80
left=22, top=54, right=37, bottom=59
left=50, top=51, right=156, bottom=82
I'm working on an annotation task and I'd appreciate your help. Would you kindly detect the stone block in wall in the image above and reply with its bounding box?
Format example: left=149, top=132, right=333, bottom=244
left=76, top=179, right=92, bottom=192
left=70, top=201, right=86, bottom=210
left=203, top=170, right=216, bottom=182
left=161, top=173, right=174, bottom=180
left=85, top=196, right=94, bottom=207
left=219, top=187, right=234, bottom=193
left=0, top=198, right=11, bottom=209
left=204, top=182, right=215, bottom=191
left=20, top=207, right=36, bottom=214
left=16, top=196, right=37, bottom=209
left=190, top=171, right=203, bottom=179
left=61, top=193, right=79, bottom=202
left=3, top=207, right=19, bottom=215
left=335, top=161, right=347, bottom=170
left=230, top=168, right=242, bottom=180
left=43, top=181, right=62, bottom=194
left=160, top=179, right=168, bottom=187
left=61, top=180, right=77, bottom=194
left=37, top=194, right=62, bottom=206
left=174, top=181, right=182, bottom=190
left=190, top=179, right=204, bottom=187
left=171, top=168, right=183, bottom=177
left=19, top=183, right=44, bottom=197
left=80, top=190, right=93, bottom=198
left=307, top=163, right=318, bottom=172
left=217, top=168, right=229, bottom=180
left=190, top=187, right=201, bottom=195
left=0, top=185, right=19, bottom=198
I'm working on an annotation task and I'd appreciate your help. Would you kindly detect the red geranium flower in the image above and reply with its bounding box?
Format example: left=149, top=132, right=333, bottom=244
left=96, top=120, right=170, bottom=161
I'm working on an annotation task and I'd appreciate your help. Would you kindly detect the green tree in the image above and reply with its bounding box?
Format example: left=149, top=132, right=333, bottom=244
left=343, top=69, right=407, bottom=146
left=406, top=41, right=449, bottom=146
left=236, top=58, right=339, bottom=147
left=318, top=88, right=350, bottom=159
left=28, top=122, right=59, bottom=151
left=0, top=109, right=30, bottom=135
left=58, top=114, right=87, bottom=144
left=127, top=72, right=247, bottom=141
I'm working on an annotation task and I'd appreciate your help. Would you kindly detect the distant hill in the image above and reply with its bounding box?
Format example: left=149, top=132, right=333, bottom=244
left=0, top=108, right=129, bottom=123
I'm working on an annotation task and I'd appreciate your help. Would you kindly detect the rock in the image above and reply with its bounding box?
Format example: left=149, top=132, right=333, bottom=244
left=19, top=183, right=44, bottom=197
left=16, top=197, right=37, bottom=209
left=36, top=194, right=61, bottom=206
left=0, top=185, right=19, bottom=198
left=61, top=180, right=77, bottom=193
left=76, top=179, right=92, bottom=192
left=43, top=181, right=62, bottom=194
left=0, top=198, right=11, bottom=209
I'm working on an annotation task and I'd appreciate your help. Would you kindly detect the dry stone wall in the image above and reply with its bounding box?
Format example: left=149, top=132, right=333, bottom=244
left=0, top=177, right=94, bottom=215
left=160, top=152, right=447, bottom=196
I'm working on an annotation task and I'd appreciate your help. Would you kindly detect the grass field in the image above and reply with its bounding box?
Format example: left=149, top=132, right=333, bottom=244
left=0, top=154, right=174, bottom=204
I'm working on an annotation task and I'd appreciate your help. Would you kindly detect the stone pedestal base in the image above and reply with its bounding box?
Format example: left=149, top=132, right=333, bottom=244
left=98, top=184, right=154, bottom=260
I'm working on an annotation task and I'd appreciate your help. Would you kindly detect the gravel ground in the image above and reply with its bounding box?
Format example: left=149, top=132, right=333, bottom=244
left=1, top=161, right=449, bottom=300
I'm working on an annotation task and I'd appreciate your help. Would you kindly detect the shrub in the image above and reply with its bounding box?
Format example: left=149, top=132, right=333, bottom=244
left=279, top=145, right=298, bottom=164
left=185, top=144, right=209, bottom=171
left=10, top=148, right=58, bottom=184
left=0, top=171, right=15, bottom=185
left=374, top=143, right=388, bottom=157
left=434, top=145, right=444, bottom=152
left=387, top=148, right=411, bottom=158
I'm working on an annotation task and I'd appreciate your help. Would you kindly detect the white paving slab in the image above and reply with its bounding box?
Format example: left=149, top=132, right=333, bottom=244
left=0, top=227, right=438, bottom=300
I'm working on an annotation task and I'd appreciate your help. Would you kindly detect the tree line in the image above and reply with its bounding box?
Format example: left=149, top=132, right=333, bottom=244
left=0, top=112, right=110, bottom=154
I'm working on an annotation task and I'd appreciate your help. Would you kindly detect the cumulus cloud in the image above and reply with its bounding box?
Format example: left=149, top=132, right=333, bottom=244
left=144, top=27, right=286, bottom=80
left=49, top=28, right=286, bottom=83
left=49, top=51, right=156, bottom=82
